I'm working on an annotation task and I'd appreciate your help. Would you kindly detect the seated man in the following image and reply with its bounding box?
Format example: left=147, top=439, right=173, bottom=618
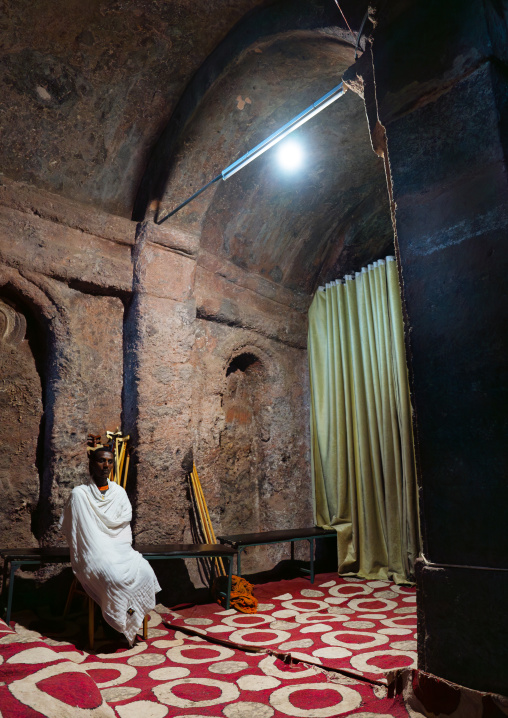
left=60, top=444, right=160, bottom=644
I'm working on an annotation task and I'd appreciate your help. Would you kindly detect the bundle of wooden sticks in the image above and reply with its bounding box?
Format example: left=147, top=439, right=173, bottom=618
left=188, top=462, right=226, bottom=576
left=106, top=430, right=130, bottom=488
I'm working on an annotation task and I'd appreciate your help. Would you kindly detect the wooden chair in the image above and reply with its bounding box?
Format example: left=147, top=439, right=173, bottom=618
left=64, top=576, right=148, bottom=649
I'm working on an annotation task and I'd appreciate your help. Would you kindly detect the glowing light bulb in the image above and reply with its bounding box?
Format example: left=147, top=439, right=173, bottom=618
left=277, top=139, right=303, bottom=171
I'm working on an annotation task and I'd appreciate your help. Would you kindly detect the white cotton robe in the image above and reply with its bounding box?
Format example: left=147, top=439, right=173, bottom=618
left=61, top=480, right=161, bottom=645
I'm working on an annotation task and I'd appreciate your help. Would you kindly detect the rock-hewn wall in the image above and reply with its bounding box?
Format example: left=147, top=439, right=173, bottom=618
left=0, top=282, right=125, bottom=545
left=0, top=181, right=312, bottom=585
left=123, top=221, right=312, bottom=588
left=0, top=180, right=132, bottom=546
left=0, top=0, right=270, bottom=218
left=191, top=324, right=311, bottom=575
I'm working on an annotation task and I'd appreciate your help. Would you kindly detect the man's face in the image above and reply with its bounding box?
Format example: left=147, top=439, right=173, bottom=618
left=90, top=450, right=114, bottom=483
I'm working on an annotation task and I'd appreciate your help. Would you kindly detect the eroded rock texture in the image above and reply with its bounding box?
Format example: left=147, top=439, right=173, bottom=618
left=0, top=268, right=125, bottom=545
left=0, top=299, right=41, bottom=547
left=45, top=286, right=125, bottom=528
left=0, top=1, right=390, bottom=583
left=0, top=0, right=269, bottom=217
left=191, top=327, right=311, bottom=574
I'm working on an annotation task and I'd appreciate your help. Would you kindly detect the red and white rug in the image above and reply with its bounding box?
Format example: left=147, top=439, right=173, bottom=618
left=0, top=573, right=414, bottom=717
left=167, top=573, right=417, bottom=683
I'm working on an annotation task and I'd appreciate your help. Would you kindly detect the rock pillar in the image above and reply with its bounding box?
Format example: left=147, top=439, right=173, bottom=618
left=124, top=222, right=197, bottom=546
left=364, top=0, right=508, bottom=694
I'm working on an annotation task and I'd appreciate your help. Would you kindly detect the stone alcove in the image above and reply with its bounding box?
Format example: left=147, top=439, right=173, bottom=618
left=0, top=295, right=44, bottom=547
left=219, top=351, right=270, bottom=536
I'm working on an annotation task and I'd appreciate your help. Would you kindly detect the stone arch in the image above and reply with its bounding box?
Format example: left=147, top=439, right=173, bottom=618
left=0, top=295, right=41, bottom=547
left=133, top=22, right=392, bottom=292
left=226, top=351, right=262, bottom=378
left=219, top=347, right=272, bottom=536
left=0, top=268, right=70, bottom=543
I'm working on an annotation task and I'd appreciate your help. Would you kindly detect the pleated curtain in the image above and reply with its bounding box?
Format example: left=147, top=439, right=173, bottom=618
left=308, top=257, right=420, bottom=584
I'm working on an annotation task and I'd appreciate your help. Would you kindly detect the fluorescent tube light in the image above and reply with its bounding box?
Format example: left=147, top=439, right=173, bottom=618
left=155, top=81, right=346, bottom=224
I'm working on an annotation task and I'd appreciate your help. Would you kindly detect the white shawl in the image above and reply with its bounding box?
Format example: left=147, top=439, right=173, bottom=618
left=60, top=480, right=160, bottom=644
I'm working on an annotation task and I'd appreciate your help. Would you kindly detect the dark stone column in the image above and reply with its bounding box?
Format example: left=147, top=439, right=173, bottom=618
left=368, top=0, right=508, bottom=695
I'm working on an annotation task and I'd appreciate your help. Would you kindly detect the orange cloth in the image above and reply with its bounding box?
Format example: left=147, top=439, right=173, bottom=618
left=213, top=575, right=258, bottom=614
left=229, top=576, right=258, bottom=614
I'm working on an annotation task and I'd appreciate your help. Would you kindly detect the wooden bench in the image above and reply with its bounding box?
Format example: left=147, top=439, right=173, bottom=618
left=135, top=543, right=237, bottom=610
left=0, top=547, right=71, bottom=625
left=0, top=543, right=237, bottom=625
left=217, top=527, right=336, bottom=582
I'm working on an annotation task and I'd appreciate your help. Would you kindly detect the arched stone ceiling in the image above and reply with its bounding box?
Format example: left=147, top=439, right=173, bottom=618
left=0, top=0, right=392, bottom=294
left=145, top=30, right=393, bottom=294
left=0, top=0, right=273, bottom=217
left=0, top=0, right=358, bottom=218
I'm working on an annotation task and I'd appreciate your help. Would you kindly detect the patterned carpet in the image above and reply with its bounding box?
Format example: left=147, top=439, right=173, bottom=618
left=0, top=573, right=415, bottom=717
left=168, top=573, right=417, bottom=683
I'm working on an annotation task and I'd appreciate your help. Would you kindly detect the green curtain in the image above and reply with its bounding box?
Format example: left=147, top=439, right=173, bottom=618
left=308, top=257, right=420, bottom=584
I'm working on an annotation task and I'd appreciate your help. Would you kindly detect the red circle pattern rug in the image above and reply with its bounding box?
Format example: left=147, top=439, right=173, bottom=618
left=0, top=573, right=413, bottom=717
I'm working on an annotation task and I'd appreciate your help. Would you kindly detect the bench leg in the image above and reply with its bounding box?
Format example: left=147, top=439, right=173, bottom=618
left=88, top=597, right=95, bottom=650
left=1, top=557, right=9, bottom=609
left=237, top=547, right=244, bottom=577
left=5, top=562, right=20, bottom=625
left=143, top=614, right=148, bottom=640
left=226, top=556, right=233, bottom=610
left=64, top=576, right=78, bottom=616
left=291, top=541, right=295, bottom=563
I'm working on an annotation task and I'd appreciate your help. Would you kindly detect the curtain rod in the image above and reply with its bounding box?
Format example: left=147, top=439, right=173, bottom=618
left=154, top=81, right=346, bottom=225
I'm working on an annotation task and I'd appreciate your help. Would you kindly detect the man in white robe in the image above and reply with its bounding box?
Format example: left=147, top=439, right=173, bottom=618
left=61, top=446, right=160, bottom=645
